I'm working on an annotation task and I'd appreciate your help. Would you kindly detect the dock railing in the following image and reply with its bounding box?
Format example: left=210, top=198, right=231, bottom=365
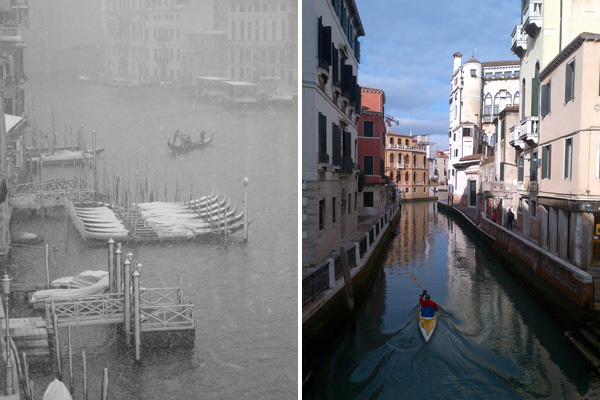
left=139, top=303, right=195, bottom=332
left=47, top=293, right=125, bottom=326
left=140, top=288, right=182, bottom=306
left=302, top=203, right=399, bottom=308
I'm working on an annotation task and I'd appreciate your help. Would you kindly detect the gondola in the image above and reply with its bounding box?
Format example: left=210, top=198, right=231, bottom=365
left=167, top=134, right=213, bottom=154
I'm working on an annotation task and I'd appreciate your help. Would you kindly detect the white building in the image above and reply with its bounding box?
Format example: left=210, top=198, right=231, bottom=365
left=302, top=0, right=364, bottom=268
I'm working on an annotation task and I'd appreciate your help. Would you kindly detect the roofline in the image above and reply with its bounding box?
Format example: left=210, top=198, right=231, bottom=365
left=345, top=0, right=365, bottom=37
left=540, top=32, right=600, bottom=81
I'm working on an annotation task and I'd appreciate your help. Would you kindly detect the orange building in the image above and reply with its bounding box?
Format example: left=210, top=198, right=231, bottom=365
left=386, top=132, right=429, bottom=201
left=358, top=86, right=387, bottom=215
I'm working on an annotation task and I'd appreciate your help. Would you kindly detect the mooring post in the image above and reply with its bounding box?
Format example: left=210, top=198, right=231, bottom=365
left=101, top=368, right=108, bottom=400
left=68, top=326, right=73, bottom=395
left=45, top=243, right=50, bottom=289
left=124, top=258, right=131, bottom=346
left=107, top=239, right=114, bottom=293
left=243, top=177, right=249, bottom=241
left=51, top=301, right=62, bottom=380
left=82, top=350, right=87, bottom=400
left=340, top=246, right=355, bottom=312
left=115, top=245, right=122, bottom=293
left=133, top=267, right=141, bottom=363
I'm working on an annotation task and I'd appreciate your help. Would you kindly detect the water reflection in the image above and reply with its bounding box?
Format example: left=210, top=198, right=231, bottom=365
left=304, top=201, right=599, bottom=399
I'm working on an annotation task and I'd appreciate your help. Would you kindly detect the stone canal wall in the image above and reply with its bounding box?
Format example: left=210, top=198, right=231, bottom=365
left=302, top=206, right=401, bottom=368
left=439, top=202, right=593, bottom=326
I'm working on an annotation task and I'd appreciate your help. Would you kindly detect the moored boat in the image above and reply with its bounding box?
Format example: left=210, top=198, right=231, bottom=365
left=418, top=308, right=437, bottom=343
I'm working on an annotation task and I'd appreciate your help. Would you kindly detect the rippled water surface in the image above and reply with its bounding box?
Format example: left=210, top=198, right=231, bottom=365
left=304, top=201, right=600, bottom=399
left=10, top=73, right=298, bottom=399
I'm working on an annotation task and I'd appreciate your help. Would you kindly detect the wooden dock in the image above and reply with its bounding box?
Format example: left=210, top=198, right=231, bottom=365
left=1, top=317, right=50, bottom=359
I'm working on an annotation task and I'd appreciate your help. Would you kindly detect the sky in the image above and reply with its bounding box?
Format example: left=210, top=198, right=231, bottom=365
left=354, top=0, right=521, bottom=149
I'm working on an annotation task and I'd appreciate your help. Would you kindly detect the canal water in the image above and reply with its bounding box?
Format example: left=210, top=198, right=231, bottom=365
left=304, top=201, right=600, bottom=399
left=9, top=72, right=297, bottom=399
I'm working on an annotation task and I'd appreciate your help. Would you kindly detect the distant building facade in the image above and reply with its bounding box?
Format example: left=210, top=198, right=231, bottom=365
left=386, top=132, right=429, bottom=201
left=302, top=0, right=363, bottom=268
left=357, top=86, right=387, bottom=216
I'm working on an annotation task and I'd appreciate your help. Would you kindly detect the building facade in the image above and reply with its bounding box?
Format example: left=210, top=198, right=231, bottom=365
left=434, top=150, right=448, bottom=185
left=357, top=86, right=387, bottom=216
left=448, top=52, right=519, bottom=209
left=386, top=132, right=429, bottom=201
left=302, top=0, right=363, bottom=268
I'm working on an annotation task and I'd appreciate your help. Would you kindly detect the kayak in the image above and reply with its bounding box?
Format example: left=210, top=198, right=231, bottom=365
left=418, top=308, right=437, bottom=343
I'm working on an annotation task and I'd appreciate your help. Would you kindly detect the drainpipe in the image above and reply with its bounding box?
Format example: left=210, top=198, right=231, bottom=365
left=559, top=0, right=563, bottom=52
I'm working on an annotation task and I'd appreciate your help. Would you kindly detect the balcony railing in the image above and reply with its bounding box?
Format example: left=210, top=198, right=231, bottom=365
left=519, top=116, right=539, bottom=144
left=0, top=27, right=22, bottom=43
left=317, top=152, right=329, bottom=165
left=387, top=144, right=427, bottom=152
left=509, top=126, right=525, bottom=149
left=341, top=156, right=353, bottom=174
left=511, top=24, right=527, bottom=57
left=523, top=0, right=542, bottom=37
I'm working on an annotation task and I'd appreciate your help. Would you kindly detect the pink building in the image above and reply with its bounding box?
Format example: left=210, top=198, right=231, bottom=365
left=358, top=86, right=388, bottom=215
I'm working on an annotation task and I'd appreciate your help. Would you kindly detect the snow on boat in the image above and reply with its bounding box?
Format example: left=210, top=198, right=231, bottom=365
left=418, top=308, right=437, bottom=343
left=31, top=271, right=109, bottom=303
left=42, top=379, right=73, bottom=400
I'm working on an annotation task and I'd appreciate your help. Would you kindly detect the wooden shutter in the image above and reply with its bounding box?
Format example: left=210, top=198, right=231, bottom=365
left=318, top=113, right=327, bottom=156
left=542, top=145, right=548, bottom=178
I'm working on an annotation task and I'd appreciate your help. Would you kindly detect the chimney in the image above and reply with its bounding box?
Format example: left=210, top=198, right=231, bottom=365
left=453, top=52, right=462, bottom=73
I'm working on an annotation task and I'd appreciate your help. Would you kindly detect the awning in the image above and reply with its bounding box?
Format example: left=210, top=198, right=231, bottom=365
left=5, top=114, right=24, bottom=134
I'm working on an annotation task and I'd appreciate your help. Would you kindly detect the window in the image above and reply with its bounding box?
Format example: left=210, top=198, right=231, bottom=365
left=541, top=80, right=551, bottom=117
left=518, top=156, right=524, bottom=181
left=363, top=192, right=373, bottom=207
left=484, top=93, right=492, bottom=115
left=332, top=197, right=336, bottom=223
left=500, top=162, right=505, bottom=181
left=424, top=187, right=427, bottom=192
left=469, top=180, right=476, bottom=206
left=501, top=119, right=505, bottom=140
left=530, top=152, right=538, bottom=182
left=494, top=72, right=502, bottom=79
left=514, top=91, right=520, bottom=105
left=532, top=63, right=540, bottom=117
left=364, top=156, right=374, bottom=175
left=504, top=71, right=512, bottom=79
left=363, top=120, right=373, bottom=137
left=542, top=145, right=551, bottom=179
left=318, top=113, right=327, bottom=161
left=493, top=92, right=500, bottom=114
left=470, top=69, right=476, bottom=77
left=514, top=71, right=520, bottom=78
left=485, top=72, right=492, bottom=78
left=348, top=194, right=352, bottom=214
left=319, top=200, right=325, bottom=230
left=462, top=127, right=471, bottom=137
left=565, top=59, right=575, bottom=103
left=564, top=138, right=573, bottom=179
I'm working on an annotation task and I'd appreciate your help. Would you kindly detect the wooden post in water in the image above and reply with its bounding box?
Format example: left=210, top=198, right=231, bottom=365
left=23, top=353, right=30, bottom=399
left=82, top=350, right=87, bottom=400
left=242, top=177, right=249, bottom=241
left=51, top=301, right=62, bottom=380
left=68, top=326, right=73, bottom=395
left=45, top=244, right=50, bottom=289
left=124, top=257, right=131, bottom=346
left=132, top=266, right=141, bottom=363
left=107, top=239, right=114, bottom=293
left=101, top=368, right=109, bottom=400
left=92, top=130, right=97, bottom=195
left=115, top=244, right=122, bottom=293
left=339, top=246, right=355, bottom=312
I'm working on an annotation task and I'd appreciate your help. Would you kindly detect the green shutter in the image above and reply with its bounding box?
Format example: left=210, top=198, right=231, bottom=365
left=518, top=156, right=524, bottom=181
left=531, top=75, right=540, bottom=117
left=542, top=146, right=548, bottom=179
left=500, top=162, right=505, bottom=181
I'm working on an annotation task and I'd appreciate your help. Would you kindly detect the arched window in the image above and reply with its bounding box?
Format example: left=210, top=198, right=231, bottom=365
left=405, top=172, right=409, bottom=181
left=423, top=172, right=426, bottom=182
left=493, top=92, right=500, bottom=114
left=484, top=93, right=492, bottom=115
left=413, top=172, right=416, bottom=181
left=396, top=172, right=401, bottom=182
left=390, top=138, right=394, bottom=145
left=506, top=92, right=512, bottom=105
left=514, top=91, right=520, bottom=105
left=413, top=155, right=417, bottom=164
left=521, top=79, right=526, bottom=119
left=390, top=153, right=394, bottom=163
left=405, top=139, right=409, bottom=146
left=404, top=155, right=409, bottom=164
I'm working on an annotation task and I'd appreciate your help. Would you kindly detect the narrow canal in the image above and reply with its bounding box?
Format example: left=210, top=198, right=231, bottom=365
left=304, top=201, right=600, bottom=399
left=10, top=72, right=297, bottom=399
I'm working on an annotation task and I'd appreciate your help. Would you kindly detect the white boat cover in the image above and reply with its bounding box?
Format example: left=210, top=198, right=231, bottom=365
left=42, top=379, right=73, bottom=400
left=31, top=275, right=109, bottom=303
left=50, top=270, right=108, bottom=289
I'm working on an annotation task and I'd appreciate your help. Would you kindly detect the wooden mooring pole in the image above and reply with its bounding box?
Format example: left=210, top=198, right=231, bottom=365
left=243, top=177, right=249, bottom=241
left=124, top=258, right=131, bottom=346
left=51, top=301, right=62, bottom=380
left=340, top=246, right=355, bottom=312
left=107, top=239, right=114, bottom=293
left=133, top=266, right=141, bottom=363
left=82, top=350, right=87, bottom=400
left=45, top=244, right=50, bottom=289
left=115, top=244, right=122, bottom=293
left=101, top=368, right=109, bottom=400
left=68, top=326, right=74, bottom=395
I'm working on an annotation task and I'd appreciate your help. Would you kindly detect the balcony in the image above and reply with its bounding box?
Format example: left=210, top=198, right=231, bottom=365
left=316, top=58, right=330, bottom=86
left=511, top=24, right=527, bottom=57
left=509, top=126, right=525, bottom=149
left=522, top=0, right=542, bottom=37
left=317, top=152, right=329, bottom=169
left=341, top=156, right=354, bottom=174
left=0, top=27, right=22, bottom=43
left=387, top=144, right=427, bottom=152
left=388, top=163, right=406, bottom=169
left=519, top=116, right=539, bottom=145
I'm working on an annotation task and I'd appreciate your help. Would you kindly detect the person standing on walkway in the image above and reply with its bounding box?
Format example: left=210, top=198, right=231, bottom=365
left=507, top=208, right=514, bottom=230
left=492, top=210, right=497, bottom=223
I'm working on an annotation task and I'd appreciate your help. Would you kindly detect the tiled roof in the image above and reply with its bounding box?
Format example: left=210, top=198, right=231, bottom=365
left=460, top=153, right=482, bottom=162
